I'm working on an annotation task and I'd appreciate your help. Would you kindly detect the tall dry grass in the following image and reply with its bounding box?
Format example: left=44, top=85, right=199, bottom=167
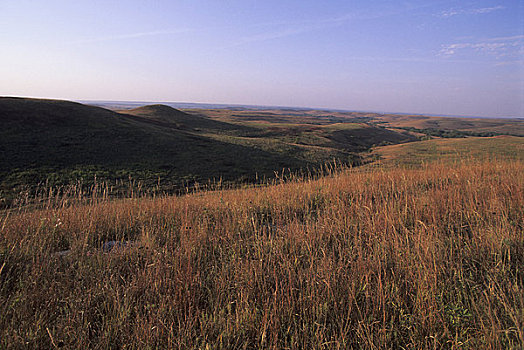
left=0, top=160, right=522, bottom=349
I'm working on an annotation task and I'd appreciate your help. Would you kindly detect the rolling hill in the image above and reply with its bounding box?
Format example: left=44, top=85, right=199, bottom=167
left=1, top=99, right=523, bottom=347
left=0, top=98, right=327, bottom=201
left=370, top=114, right=524, bottom=136
left=4, top=97, right=520, bottom=206
left=371, top=135, right=524, bottom=167
left=2, top=97, right=413, bottom=204
left=120, top=104, right=240, bottom=132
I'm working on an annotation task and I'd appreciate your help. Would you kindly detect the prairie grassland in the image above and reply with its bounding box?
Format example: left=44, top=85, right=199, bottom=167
left=372, top=136, right=524, bottom=168
left=370, top=115, right=524, bottom=136
left=0, top=160, right=523, bottom=349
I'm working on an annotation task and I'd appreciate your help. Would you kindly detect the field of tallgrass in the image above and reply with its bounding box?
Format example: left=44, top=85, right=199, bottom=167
left=1, top=160, right=523, bottom=349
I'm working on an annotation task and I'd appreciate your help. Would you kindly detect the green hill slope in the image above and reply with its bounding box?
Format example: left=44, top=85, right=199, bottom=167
left=120, top=104, right=239, bottom=132
left=1, top=97, right=440, bottom=204
left=371, top=135, right=524, bottom=167
left=0, top=98, right=349, bottom=201
left=371, top=114, right=524, bottom=136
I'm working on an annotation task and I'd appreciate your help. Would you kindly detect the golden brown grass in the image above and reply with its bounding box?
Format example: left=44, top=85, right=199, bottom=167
left=1, top=160, right=523, bottom=349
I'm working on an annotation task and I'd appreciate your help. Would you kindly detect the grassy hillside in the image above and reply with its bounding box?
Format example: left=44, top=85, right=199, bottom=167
left=370, top=114, right=524, bottom=136
left=0, top=98, right=418, bottom=205
left=120, top=105, right=240, bottom=132
left=189, top=108, right=417, bottom=152
left=0, top=159, right=522, bottom=348
left=1, top=100, right=523, bottom=347
left=0, top=99, right=343, bottom=198
left=192, top=108, right=524, bottom=136
left=371, top=136, right=524, bottom=167
left=2, top=96, right=522, bottom=207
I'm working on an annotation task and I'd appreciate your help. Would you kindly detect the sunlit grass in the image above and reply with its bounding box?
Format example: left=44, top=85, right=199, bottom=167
left=372, top=136, right=524, bottom=167
left=1, top=159, right=523, bottom=348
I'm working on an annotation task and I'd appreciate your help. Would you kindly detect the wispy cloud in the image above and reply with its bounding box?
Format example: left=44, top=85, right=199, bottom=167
left=441, top=42, right=506, bottom=56
left=227, top=28, right=311, bottom=48
left=222, top=14, right=353, bottom=49
left=486, top=35, right=524, bottom=42
left=71, top=29, right=192, bottom=44
left=471, top=6, right=505, bottom=14
left=224, top=3, right=440, bottom=49
left=440, top=35, right=524, bottom=59
left=343, top=55, right=491, bottom=65
left=440, top=5, right=505, bottom=18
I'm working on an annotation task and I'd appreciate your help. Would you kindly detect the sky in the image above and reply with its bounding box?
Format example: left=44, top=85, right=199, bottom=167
left=1, top=0, right=523, bottom=117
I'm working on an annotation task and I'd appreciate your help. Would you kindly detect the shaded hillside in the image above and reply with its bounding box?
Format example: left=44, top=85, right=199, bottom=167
left=0, top=98, right=329, bottom=198
left=120, top=104, right=240, bottom=132
left=1, top=97, right=182, bottom=170
left=189, top=108, right=417, bottom=150
left=190, top=108, right=375, bottom=125
left=2, top=97, right=461, bottom=204
left=324, top=123, right=417, bottom=150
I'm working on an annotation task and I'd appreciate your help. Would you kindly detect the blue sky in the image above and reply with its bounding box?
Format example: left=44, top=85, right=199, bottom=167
left=1, top=0, right=522, bottom=117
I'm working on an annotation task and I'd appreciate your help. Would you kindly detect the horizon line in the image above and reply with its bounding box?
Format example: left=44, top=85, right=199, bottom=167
left=1, top=94, right=521, bottom=120
left=77, top=98, right=524, bottom=120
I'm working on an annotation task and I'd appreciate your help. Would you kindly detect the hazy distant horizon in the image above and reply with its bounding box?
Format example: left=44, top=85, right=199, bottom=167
left=2, top=93, right=523, bottom=119
left=2, top=1, right=523, bottom=118
left=77, top=98, right=523, bottom=120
